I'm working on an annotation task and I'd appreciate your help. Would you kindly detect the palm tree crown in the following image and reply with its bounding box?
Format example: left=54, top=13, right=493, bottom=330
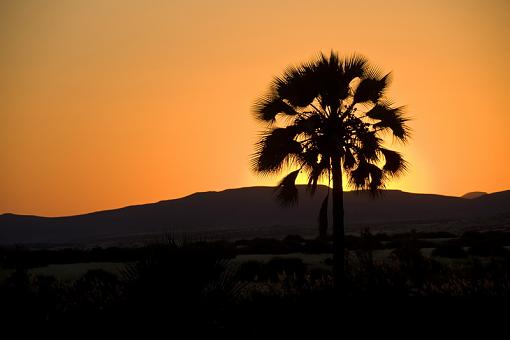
left=252, top=51, right=410, bottom=206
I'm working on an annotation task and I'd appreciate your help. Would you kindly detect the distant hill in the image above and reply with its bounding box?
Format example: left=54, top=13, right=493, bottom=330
left=461, top=191, right=488, bottom=199
left=1, top=186, right=509, bottom=246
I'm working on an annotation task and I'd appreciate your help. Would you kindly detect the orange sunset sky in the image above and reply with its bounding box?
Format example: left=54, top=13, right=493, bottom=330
left=1, top=0, right=509, bottom=216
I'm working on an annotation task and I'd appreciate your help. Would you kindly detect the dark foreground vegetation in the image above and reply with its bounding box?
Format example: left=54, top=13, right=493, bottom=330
left=1, top=230, right=510, bottom=330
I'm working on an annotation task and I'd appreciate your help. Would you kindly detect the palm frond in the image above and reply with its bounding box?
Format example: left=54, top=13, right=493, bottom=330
left=353, top=72, right=392, bottom=104
left=380, top=148, right=408, bottom=177
left=365, top=101, right=397, bottom=120
left=297, top=145, right=329, bottom=195
left=318, top=193, right=329, bottom=239
left=315, top=51, right=350, bottom=109
left=343, top=53, right=368, bottom=81
left=348, top=161, right=383, bottom=194
left=373, top=107, right=411, bottom=142
left=251, top=127, right=302, bottom=174
left=275, top=169, right=300, bottom=206
left=273, top=62, right=320, bottom=108
left=356, top=130, right=382, bottom=162
left=343, top=148, right=356, bottom=170
left=253, top=95, right=299, bottom=122
left=349, top=161, right=369, bottom=189
left=306, top=159, right=329, bottom=194
left=293, top=114, right=322, bottom=135
left=298, top=146, right=321, bottom=165
left=367, top=163, right=384, bottom=193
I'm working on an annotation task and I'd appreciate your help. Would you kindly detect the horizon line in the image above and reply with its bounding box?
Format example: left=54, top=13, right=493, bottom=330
left=1, top=185, right=503, bottom=219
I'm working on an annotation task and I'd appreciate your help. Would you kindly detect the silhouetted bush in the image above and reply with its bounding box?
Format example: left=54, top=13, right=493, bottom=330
left=301, top=239, right=332, bottom=253
left=461, top=231, right=510, bottom=247
left=283, top=234, right=305, bottom=243
left=468, top=245, right=510, bottom=258
left=235, top=238, right=288, bottom=254
left=265, top=257, right=306, bottom=282
left=414, top=231, right=457, bottom=239
left=431, top=244, right=468, bottom=258
left=236, top=260, right=265, bottom=281
left=386, top=239, right=436, bottom=249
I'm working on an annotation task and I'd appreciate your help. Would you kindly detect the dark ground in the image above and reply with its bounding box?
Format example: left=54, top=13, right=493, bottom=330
left=1, top=230, right=509, bottom=332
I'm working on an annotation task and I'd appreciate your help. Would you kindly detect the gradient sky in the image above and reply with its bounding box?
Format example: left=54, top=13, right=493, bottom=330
left=1, top=0, right=509, bottom=216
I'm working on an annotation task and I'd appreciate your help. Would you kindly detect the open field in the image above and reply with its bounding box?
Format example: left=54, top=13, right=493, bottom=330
left=29, top=262, right=128, bottom=282
left=2, top=229, right=510, bottom=329
left=3, top=228, right=510, bottom=284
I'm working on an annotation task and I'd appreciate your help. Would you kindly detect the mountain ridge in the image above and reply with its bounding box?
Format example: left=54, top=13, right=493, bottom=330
left=1, top=186, right=509, bottom=246
left=2, top=186, right=497, bottom=218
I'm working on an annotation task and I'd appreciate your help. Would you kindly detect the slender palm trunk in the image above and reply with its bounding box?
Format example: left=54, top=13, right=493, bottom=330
left=331, top=153, right=344, bottom=294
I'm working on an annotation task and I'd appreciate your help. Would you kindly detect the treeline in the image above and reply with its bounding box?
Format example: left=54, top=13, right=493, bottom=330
left=2, top=230, right=510, bottom=269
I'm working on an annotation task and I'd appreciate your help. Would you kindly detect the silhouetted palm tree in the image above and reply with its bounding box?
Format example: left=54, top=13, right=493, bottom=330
left=251, top=51, right=410, bottom=291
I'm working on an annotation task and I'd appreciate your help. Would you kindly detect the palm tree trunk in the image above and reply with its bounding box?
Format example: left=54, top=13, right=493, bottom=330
left=331, top=153, right=344, bottom=294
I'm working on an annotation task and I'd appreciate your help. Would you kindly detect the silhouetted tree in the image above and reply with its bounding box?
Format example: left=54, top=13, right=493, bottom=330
left=251, top=51, right=410, bottom=292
